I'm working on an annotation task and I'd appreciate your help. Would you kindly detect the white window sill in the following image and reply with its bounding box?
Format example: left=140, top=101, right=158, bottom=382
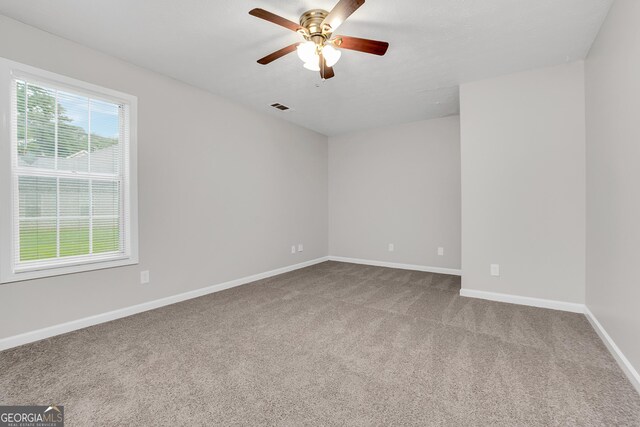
left=0, top=256, right=139, bottom=284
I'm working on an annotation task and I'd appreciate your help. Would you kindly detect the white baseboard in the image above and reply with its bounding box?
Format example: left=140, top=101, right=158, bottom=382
left=328, top=256, right=462, bottom=276
left=459, top=288, right=585, bottom=313
left=0, top=256, right=330, bottom=352
left=584, top=306, right=640, bottom=395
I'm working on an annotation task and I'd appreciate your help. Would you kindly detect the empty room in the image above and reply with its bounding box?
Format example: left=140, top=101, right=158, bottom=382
left=0, top=0, right=639, bottom=425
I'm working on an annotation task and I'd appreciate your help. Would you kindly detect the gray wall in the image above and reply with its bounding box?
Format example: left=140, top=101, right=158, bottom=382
left=585, top=0, right=640, bottom=377
left=328, top=116, right=461, bottom=270
left=0, top=16, right=328, bottom=339
left=460, top=62, right=586, bottom=303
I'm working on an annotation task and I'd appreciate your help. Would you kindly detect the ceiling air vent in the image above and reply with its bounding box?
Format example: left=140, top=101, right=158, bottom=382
left=270, top=103, right=290, bottom=111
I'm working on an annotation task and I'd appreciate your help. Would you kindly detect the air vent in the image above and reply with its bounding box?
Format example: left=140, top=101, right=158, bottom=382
left=270, top=103, right=290, bottom=111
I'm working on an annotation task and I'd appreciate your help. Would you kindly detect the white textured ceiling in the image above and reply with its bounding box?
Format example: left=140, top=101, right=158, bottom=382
left=0, top=0, right=612, bottom=135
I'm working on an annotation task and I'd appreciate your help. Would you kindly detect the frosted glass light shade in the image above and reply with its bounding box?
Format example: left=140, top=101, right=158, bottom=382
left=322, top=45, right=342, bottom=67
left=297, top=42, right=317, bottom=64
left=303, top=60, right=320, bottom=71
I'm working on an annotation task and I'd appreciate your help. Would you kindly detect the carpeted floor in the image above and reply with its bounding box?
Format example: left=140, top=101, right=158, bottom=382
left=1, top=261, right=639, bottom=426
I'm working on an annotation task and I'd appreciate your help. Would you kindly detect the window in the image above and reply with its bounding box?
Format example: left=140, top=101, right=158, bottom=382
left=0, top=58, right=138, bottom=283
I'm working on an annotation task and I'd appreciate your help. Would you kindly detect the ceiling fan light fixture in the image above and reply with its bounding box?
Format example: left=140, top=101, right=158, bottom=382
left=303, top=60, right=321, bottom=71
left=322, top=44, right=341, bottom=67
left=297, top=41, right=317, bottom=64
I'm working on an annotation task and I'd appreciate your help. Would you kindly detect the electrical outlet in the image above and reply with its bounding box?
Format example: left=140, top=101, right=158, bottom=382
left=437, top=247, right=444, bottom=256
left=140, top=270, right=150, bottom=284
left=388, top=243, right=395, bottom=252
left=291, top=245, right=296, bottom=254
left=298, top=244, right=304, bottom=252
left=490, top=264, right=500, bottom=277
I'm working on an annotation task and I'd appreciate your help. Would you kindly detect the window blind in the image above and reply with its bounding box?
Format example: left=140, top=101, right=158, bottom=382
left=12, top=78, right=129, bottom=272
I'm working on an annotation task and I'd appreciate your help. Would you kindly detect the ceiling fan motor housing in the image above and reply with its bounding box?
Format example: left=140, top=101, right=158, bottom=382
left=300, top=9, right=331, bottom=44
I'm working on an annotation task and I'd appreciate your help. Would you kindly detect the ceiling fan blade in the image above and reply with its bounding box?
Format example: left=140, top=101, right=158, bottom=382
left=257, top=44, right=299, bottom=65
left=322, top=0, right=365, bottom=33
left=319, top=55, right=335, bottom=80
left=333, top=35, right=389, bottom=55
left=249, top=8, right=302, bottom=32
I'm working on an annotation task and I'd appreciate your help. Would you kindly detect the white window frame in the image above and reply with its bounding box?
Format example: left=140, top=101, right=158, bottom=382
left=0, top=57, right=138, bottom=283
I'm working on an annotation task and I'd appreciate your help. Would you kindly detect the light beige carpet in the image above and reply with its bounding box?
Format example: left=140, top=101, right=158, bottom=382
left=1, top=261, right=639, bottom=426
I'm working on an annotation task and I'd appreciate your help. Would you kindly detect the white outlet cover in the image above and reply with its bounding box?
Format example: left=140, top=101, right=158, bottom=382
left=490, top=264, right=500, bottom=277
left=298, top=244, right=303, bottom=252
left=291, top=246, right=296, bottom=254
left=388, top=243, right=395, bottom=252
left=140, top=270, right=150, bottom=284
left=437, top=247, right=444, bottom=256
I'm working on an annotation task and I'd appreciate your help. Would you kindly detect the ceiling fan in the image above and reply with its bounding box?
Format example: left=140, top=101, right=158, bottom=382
left=249, top=0, right=389, bottom=80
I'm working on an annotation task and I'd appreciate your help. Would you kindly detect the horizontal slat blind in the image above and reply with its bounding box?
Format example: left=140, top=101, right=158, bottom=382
left=13, top=78, right=127, bottom=271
